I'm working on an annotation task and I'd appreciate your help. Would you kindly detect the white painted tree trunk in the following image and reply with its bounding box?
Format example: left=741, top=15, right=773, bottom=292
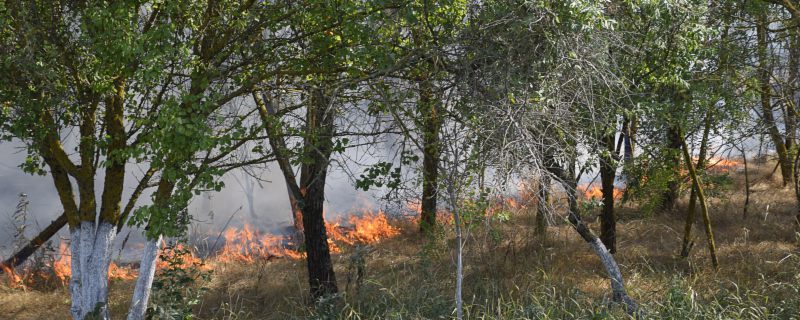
left=70, top=221, right=117, bottom=320
left=454, top=210, right=463, bottom=320
left=127, top=235, right=163, bottom=320
left=587, top=237, right=638, bottom=314
left=69, top=228, right=82, bottom=319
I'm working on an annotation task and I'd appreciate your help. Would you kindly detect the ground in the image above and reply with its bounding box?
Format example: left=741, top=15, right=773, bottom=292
left=1, top=161, right=799, bottom=319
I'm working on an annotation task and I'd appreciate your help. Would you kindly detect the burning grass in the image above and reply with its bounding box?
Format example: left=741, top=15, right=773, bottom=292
left=2, top=159, right=800, bottom=319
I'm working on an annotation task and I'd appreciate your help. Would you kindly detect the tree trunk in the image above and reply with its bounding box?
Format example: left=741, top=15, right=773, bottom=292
left=255, top=92, right=305, bottom=234
left=757, top=11, right=793, bottom=186
left=255, top=89, right=338, bottom=300
left=680, top=138, right=719, bottom=269
left=70, top=221, right=117, bottom=320
left=301, top=88, right=338, bottom=299
left=742, top=144, right=750, bottom=219
left=680, top=111, right=712, bottom=257
left=794, top=148, right=800, bottom=229
left=288, top=187, right=305, bottom=233
left=535, top=176, right=549, bottom=237
left=786, top=27, right=798, bottom=187
left=126, top=236, right=162, bottom=320
left=790, top=23, right=800, bottom=230
left=622, top=115, right=634, bottom=164
left=559, top=171, right=638, bottom=314
left=599, top=133, right=617, bottom=253
left=419, top=79, right=441, bottom=233
left=1, top=213, right=66, bottom=270
left=445, top=182, right=464, bottom=320
left=680, top=187, right=698, bottom=257
left=662, top=126, right=682, bottom=211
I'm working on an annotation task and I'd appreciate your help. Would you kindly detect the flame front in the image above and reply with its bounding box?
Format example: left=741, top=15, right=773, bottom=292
left=577, top=184, right=624, bottom=200
left=1, top=263, right=22, bottom=288
left=52, top=241, right=71, bottom=284
left=216, top=210, right=401, bottom=263
left=51, top=241, right=137, bottom=285
left=216, top=225, right=304, bottom=263
left=3, top=210, right=403, bottom=287
left=705, top=157, right=742, bottom=173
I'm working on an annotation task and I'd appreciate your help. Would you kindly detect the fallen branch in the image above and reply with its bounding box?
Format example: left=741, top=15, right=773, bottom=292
left=1, top=213, right=67, bottom=271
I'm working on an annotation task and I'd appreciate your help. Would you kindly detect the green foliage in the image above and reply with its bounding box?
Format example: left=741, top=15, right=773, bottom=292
left=701, top=172, right=734, bottom=198
left=623, top=154, right=680, bottom=214
left=355, top=162, right=402, bottom=191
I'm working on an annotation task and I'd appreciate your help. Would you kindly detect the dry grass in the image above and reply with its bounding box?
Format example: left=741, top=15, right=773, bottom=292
left=1, top=161, right=799, bottom=319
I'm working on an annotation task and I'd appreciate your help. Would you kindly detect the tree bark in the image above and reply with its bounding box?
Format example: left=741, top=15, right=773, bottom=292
left=680, top=186, right=698, bottom=258
left=794, top=148, right=800, bottom=229
left=786, top=26, right=798, bottom=187
left=301, top=88, right=338, bottom=299
left=535, top=176, right=549, bottom=237
left=444, top=181, right=464, bottom=320
left=680, top=111, right=712, bottom=257
left=742, top=143, right=750, bottom=219
left=419, top=79, right=441, bottom=233
left=125, top=176, right=176, bottom=320
left=757, top=12, right=793, bottom=186
left=70, top=221, right=117, bottom=320
left=288, top=187, right=305, bottom=233
left=599, top=132, right=617, bottom=253
left=126, top=236, right=162, bottom=320
left=661, top=126, right=682, bottom=211
left=254, top=89, right=338, bottom=299
left=558, top=170, right=638, bottom=314
left=680, top=137, right=719, bottom=269
left=622, top=115, right=634, bottom=164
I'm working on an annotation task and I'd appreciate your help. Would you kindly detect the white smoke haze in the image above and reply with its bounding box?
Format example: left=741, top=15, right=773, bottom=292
left=0, top=137, right=388, bottom=262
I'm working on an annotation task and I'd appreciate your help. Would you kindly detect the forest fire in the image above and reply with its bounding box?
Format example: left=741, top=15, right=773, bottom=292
left=51, top=241, right=137, bottom=285
left=705, top=157, right=742, bottom=173
left=0, top=263, right=22, bottom=288
left=216, top=225, right=304, bottom=262
left=404, top=200, right=455, bottom=224
left=577, top=184, right=624, bottom=200
left=52, top=242, right=70, bottom=284
left=155, top=244, right=208, bottom=270
left=215, top=209, right=401, bottom=263
left=1, top=210, right=404, bottom=288
left=326, top=210, right=400, bottom=245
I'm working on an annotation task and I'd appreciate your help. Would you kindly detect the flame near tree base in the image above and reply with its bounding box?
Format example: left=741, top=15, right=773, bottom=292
left=2, top=210, right=404, bottom=289
left=218, top=211, right=401, bottom=262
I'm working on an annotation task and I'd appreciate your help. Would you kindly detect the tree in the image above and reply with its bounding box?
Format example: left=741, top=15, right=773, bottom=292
left=0, top=2, right=170, bottom=316
left=1, top=1, right=280, bottom=319
left=459, top=0, right=638, bottom=313
left=679, top=130, right=719, bottom=269
left=755, top=6, right=795, bottom=187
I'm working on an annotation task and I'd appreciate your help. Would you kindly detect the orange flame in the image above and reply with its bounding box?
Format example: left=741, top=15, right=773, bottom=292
left=704, top=157, right=742, bottom=173
left=108, top=262, right=137, bottom=280
left=404, top=200, right=454, bottom=225
left=215, top=224, right=304, bottom=263
left=1, top=263, right=23, bottom=288
left=577, top=184, right=623, bottom=200
left=50, top=241, right=138, bottom=284
left=155, top=244, right=211, bottom=271
left=2, top=210, right=403, bottom=288
left=52, top=241, right=71, bottom=284
left=215, top=209, right=400, bottom=263
left=326, top=210, right=400, bottom=246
